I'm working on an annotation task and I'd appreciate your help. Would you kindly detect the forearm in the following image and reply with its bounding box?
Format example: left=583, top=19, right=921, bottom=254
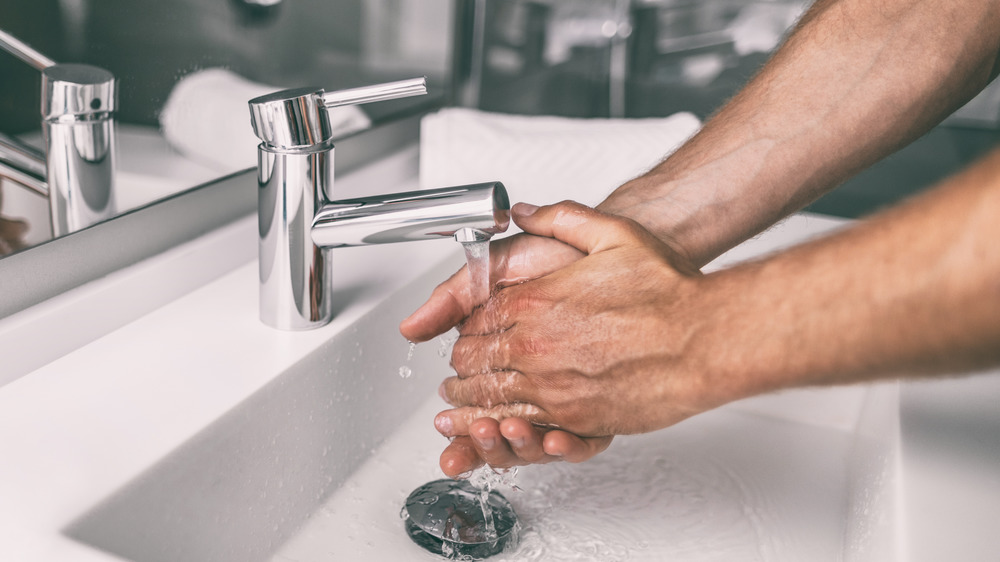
left=699, top=147, right=1000, bottom=404
left=600, top=0, right=1000, bottom=267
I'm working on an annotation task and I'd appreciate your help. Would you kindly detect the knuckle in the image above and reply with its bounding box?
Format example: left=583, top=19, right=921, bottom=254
left=507, top=331, right=547, bottom=361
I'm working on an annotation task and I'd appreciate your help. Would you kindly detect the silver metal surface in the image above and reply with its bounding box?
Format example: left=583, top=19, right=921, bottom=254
left=321, top=77, right=427, bottom=109
left=0, top=29, right=117, bottom=238
left=44, top=116, right=117, bottom=236
left=403, top=479, right=519, bottom=559
left=0, top=27, right=56, bottom=70
left=249, top=78, right=426, bottom=150
left=252, top=78, right=509, bottom=330
left=0, top=132, right=48, bottom=197
left=311, top=182, right=509, bottom=247
left=42, top=64, right=117, bottom=119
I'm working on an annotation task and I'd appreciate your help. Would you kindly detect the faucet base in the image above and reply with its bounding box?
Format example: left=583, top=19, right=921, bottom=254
left=258, top=143, right=335, bottom=330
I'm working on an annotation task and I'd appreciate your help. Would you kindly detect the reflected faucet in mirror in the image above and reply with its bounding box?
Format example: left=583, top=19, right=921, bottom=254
left=0, top=28, right=116, bottom=244
left=249, top=77, right=510, bottom=330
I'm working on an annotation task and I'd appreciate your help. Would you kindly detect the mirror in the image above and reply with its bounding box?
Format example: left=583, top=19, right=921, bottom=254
left=0, top=0, right=452, bottom=256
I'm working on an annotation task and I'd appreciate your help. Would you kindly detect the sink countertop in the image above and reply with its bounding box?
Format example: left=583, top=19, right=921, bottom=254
left=0, top=146, right=463, bottom=561
left=0, top=142, right=998, bottom=560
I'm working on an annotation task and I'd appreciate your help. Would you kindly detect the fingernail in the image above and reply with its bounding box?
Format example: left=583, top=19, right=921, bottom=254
left=512, top=203, right=539, bottom=217
left=434, top=414, right=453, bottom=434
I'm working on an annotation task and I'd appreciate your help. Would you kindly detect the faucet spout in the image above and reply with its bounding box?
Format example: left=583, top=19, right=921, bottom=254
left=310, top=182, right=509, bottom=248
left=0, top=132, right=48, bottom=197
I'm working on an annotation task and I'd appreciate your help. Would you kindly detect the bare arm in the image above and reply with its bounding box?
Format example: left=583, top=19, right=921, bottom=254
left=405, top=0, right=1000, bottom=342
left=601, top=0, right=1000, bottom=267
left=403, top=0, right=1000, bottom=476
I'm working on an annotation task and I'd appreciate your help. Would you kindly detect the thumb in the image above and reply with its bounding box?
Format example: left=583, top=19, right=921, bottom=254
left=512, top=200, right=638, bottom=255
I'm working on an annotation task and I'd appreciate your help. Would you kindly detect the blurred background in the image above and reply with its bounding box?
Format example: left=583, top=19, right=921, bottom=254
left=1, top=0, right=999, bottom=253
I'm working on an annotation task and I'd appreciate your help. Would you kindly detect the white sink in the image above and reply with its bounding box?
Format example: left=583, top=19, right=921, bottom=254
left=67, top=370, right=900, bottom=562
left=1, top=146, right=997, bottom=560
left=63, top=214, right=903, bottom=562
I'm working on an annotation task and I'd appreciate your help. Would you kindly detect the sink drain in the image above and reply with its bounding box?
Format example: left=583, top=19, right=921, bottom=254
left=403, top=479, right=518, bottom=559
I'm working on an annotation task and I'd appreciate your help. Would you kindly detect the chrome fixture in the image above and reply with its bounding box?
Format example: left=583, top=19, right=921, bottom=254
left=249, top=78, right=510, bottom=330
left=0, top=28, right=117, bottom=238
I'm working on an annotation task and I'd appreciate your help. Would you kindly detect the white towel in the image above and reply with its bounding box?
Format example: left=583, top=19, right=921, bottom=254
left=159, top=68, right=372, bottom=174
left=419, top=108, right=701, bottom=209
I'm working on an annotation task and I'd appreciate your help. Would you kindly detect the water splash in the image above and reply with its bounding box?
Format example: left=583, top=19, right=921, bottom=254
left=463, top=465, right=519, bottom=543
left=438, top=332, right=459, bottom=358
left=398, top=341, right=417, bottom=378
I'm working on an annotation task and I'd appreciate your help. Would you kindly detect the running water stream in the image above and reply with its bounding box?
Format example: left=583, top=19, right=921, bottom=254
left=462, top=239, right=491, bottom=306
left=460, top=238, right=503, bottom=543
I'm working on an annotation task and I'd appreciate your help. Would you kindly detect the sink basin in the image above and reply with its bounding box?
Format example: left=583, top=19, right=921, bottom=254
left=68, top=372, right=899, bottom=561
left=60, top=214, right=907, bottom=562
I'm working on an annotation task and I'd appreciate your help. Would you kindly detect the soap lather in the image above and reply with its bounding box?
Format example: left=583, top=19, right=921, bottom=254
left=249, top=78, right=510, bottom=330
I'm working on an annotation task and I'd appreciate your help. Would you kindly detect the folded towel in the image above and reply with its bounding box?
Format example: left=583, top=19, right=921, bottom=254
left=420, top=108, right=701, bottom=210
left=159, top=68, right=372, bottom=173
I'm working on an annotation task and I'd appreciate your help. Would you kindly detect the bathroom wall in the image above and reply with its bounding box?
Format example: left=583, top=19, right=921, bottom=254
left=0, top=1, right=65, bottom=133
left=458, top=0, right=805, bottom=120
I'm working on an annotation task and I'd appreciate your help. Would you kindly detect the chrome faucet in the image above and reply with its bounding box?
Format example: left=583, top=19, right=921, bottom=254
left=249, top=78, right=510, bottom=330
left=0, top=28, right=116, bottom=238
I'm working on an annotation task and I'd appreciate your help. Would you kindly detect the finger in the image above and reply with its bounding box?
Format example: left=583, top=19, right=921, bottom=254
left=439, top=373, right=540, bottom=410
left=512, top=201, right=643, bottom=255
left=498, top=417, right=551, bottom=464
left=434, top=403, right=550, bottom=437
left=542, top=430, right=614, bottom=463
left=491, top=233, right=585, bottom=288
left=468, top=418, right=521, bottom=468
left=400, top=266, right=471, bottom=343
left=440, top=436, right=485, bottom=478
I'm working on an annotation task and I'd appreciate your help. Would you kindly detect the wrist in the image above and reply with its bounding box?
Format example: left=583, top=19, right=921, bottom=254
left=680, top=261, right=800, bottom=409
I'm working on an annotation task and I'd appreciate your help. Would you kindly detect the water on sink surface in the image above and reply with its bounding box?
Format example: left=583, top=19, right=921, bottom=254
left=272, top=393, right=853, bottom=561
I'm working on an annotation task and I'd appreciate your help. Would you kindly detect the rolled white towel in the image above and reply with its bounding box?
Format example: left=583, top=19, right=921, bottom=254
left=159, top=68, right=372, bottom=173
left=420, top=108, right=701, bottom=210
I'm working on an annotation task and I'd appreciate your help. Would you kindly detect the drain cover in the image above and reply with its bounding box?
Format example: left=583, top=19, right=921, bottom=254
left=403, top=479, right=518, bottom=559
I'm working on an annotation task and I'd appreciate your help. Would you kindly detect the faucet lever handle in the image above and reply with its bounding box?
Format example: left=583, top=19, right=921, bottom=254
left=321, top=77, right=427, bottom=109
left=250, top=77, right=427, bottom=151
left=0, top=28, right=56, bottom=71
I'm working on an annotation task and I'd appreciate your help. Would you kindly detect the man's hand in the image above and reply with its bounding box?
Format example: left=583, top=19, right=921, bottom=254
left=400, top=218, right=614, bottom=477
left=438, top=201, right=719, bottom=442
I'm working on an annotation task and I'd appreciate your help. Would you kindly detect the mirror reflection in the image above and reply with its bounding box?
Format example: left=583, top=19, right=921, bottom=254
left=0, top=0, right=451, bottom=256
